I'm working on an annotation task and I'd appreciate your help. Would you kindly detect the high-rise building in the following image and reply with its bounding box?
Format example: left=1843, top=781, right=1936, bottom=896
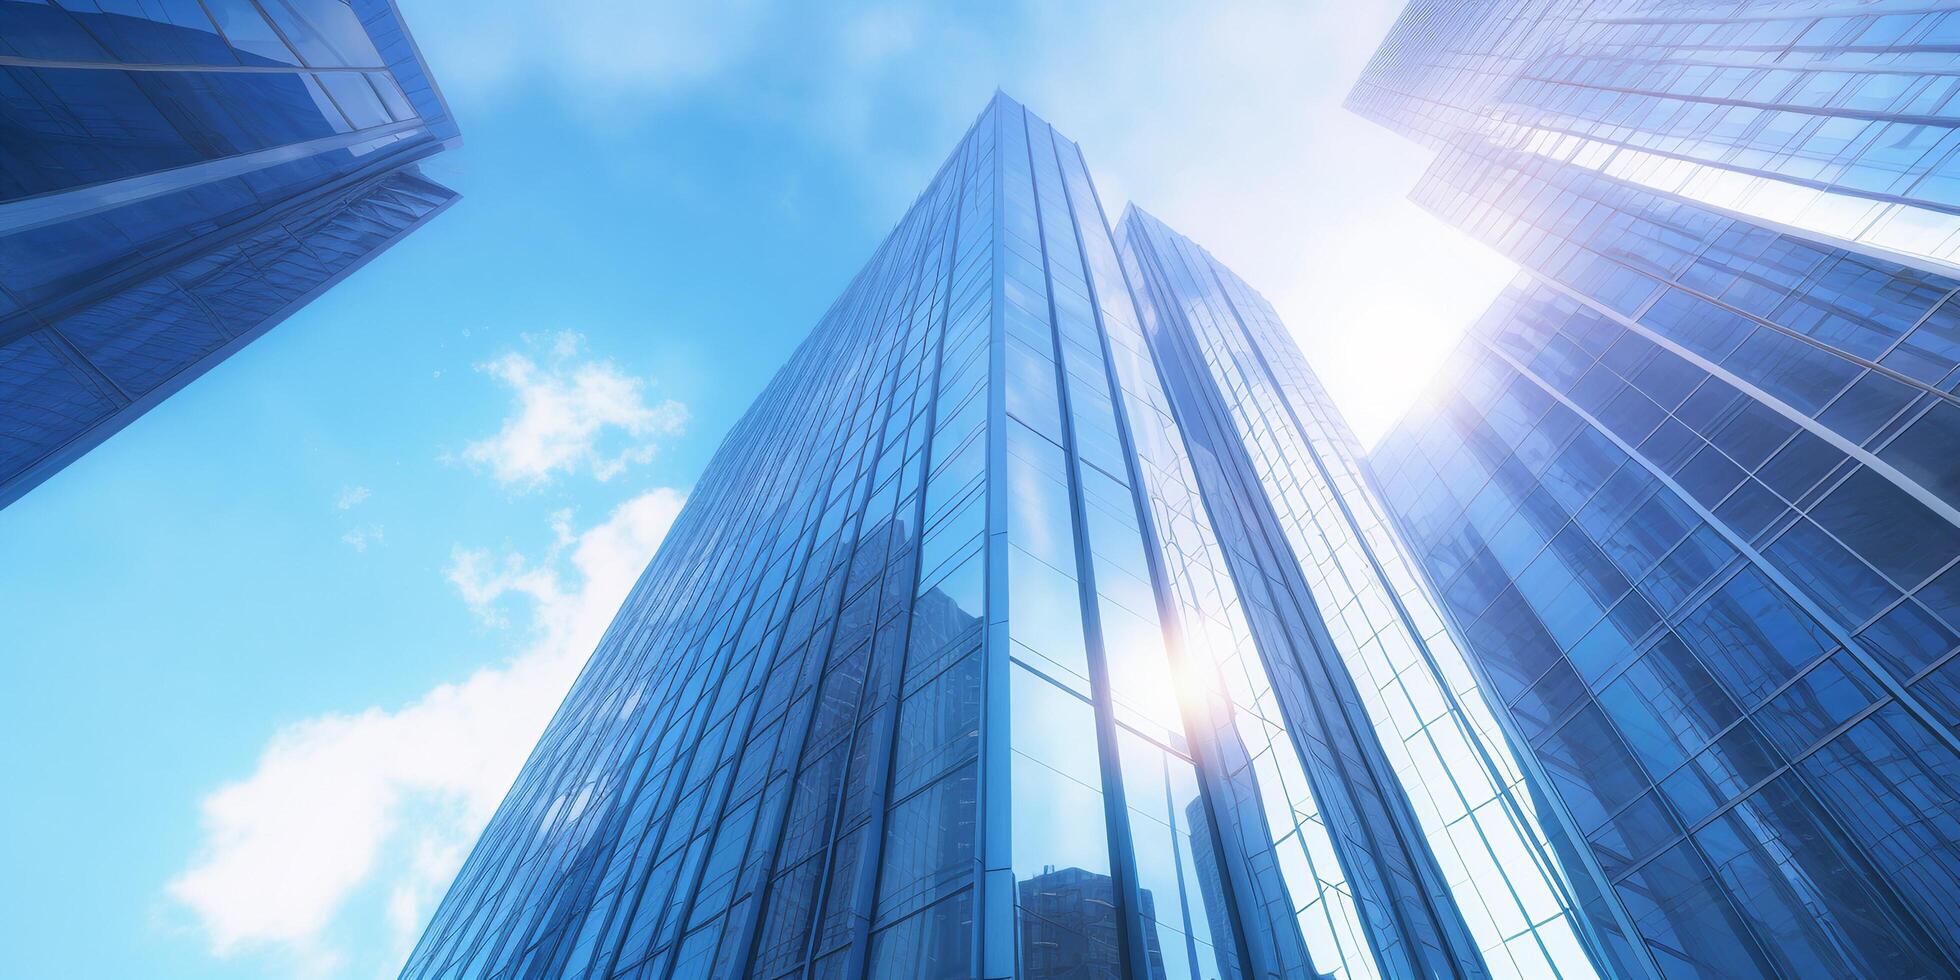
left=400, top=93, right=1610, bottom=980
left=0, top=0, right=458, bottom=508
left=1116, top=207, right=1599, bottom=980
left=1354, top=3, right=1960, bottom=977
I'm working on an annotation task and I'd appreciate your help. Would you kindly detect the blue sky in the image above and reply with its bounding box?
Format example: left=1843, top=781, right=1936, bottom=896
left=0, top=3, right=1509, bottom=977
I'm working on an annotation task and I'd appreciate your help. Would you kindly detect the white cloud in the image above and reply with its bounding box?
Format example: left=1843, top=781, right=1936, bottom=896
left=460, top=332, right=688, bottom=488
left=340, top=524, right=386, bottom=553
left=335, top=486, right=372, bottom=511
left=169, top=487, right=687, bottom=974
left=413, top=0, right=767, bottom=106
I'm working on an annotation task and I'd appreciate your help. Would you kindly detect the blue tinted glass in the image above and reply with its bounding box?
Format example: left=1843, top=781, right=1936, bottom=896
left=1696, top=777, right=1939, bottom=977
left=0, top=0, right=454, bottom=508
left=1810, top=467, right=1960, bottom=587
left=1676, top=566, right=1831, bottom=704
left=1541, top=703, right=1652, bottom=831
left=1354, top=13, right=1960, bottom=968
left=1599, top=634, right=1741, bottom=774
left=1879, top=400, right=1960, bottom=511
left=1766, top=518, right=1898, bottom=625
left=1756, top=653, right=1880, bottom=754
left=1615, top=841, right=1769, bottom=979
left=201, top=0, right=297, bottom=65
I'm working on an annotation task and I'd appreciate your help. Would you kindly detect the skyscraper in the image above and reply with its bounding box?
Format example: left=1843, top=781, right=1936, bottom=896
left=1354, top=3, right=1960, bottom=977
left=401, top=94, right=1608, bottom=980
left=0, top=0, right=458, bottom=508
left=1116, top=208, right=1598, bottom=980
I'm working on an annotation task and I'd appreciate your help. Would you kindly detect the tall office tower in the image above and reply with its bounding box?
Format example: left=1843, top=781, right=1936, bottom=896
left=1115, top=208, right=1599, bottom=980
left=1354, top=2, right=1960, bottom=978
left=401, top=93, right=1605, bottom=980
left=0, top=0, right=458, bottom=508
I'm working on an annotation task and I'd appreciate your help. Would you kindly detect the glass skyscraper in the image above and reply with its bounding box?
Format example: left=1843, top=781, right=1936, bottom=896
left=1116, top=208, right=1596, bottom=980
left=1355, top=2, right=1960, bottom=977
left=401, top=94, right=1611, bottom=980
left=0, top=0, right=458, bottom=508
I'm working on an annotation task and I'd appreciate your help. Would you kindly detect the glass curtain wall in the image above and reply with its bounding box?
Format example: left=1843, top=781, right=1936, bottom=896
left=1355, top=2, right=1960, bottom=977
left=0, top=0, right=458, bottom=506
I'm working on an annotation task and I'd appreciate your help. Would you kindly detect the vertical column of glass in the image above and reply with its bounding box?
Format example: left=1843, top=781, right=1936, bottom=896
left=982, top=98, right=1266, bottom=980
left=1119, top=219, right=1403, bottom=980
left=977, top=94, right=1016, bottom=980
left=1128, top=212, right=1542, bottom=980
left=1048, top=126, right=1252, bottom=980
left=1148, top=221, right=1602, bottom=979
left=992, top=102, right=1133, bottom=977
left=1110, top=210, right=1376, bottom=979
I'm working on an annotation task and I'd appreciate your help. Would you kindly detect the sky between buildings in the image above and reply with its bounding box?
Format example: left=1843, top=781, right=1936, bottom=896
left=0, top=3, right=1510, bottom=978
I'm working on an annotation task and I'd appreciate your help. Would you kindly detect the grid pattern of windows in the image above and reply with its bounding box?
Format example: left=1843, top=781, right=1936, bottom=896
left=401, top=95, right=1282, bottom=980
left=1121, top=209, right=1601, bottom=980
left=406, top=97, right=1000, bottom=980
left=1375, top=290, right=1960, bottom=977
left=1356, top=4, right=1960, bottom=977
left=0, top=0, right=457, bottom=507
left=1350, top=1, right=1960, bottom=266
left=1119, top=216, right=1388, bottom=980
left=1408, top=148, right=1960, bottom=611
left=406, top=92, right=1638, bottom=980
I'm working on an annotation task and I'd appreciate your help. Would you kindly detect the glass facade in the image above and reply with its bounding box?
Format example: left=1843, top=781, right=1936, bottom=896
left=401, top=94, right=1610, bottom=980
left=1350, top=0, right=1960, bottom=269
left=0, top=0, right=458, bottom=507
left=1116, top=209, right=1598, bottom=980
left=1357, top=2, right=1960, bottom=978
